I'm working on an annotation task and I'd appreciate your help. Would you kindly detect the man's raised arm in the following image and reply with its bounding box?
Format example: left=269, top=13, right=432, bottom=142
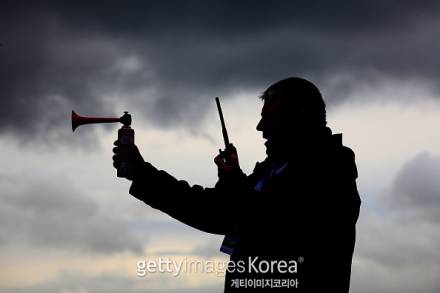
left=112, top=141, right=249, bottom=235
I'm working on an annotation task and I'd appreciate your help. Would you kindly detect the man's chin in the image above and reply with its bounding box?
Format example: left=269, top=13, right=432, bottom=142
left=264, top=138, right=290, bottom=161
left=264, top=139, right=274, bottom=157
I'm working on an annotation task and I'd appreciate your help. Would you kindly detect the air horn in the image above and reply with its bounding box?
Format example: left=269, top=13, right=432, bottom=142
left=71, top=110, right=134, bottom=178
left=71, top=110, right=132, bottom=131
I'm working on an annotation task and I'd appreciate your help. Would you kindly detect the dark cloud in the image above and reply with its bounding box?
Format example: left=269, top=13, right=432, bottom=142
left=349, top=152, right=440, bottom=292
left=387, top=152, right=440, bottom=221
left=355, top=152, right=440, bottom=267
left=0, top=173, right=145, bottom=253
left=2, top=0, right=440, bottom=142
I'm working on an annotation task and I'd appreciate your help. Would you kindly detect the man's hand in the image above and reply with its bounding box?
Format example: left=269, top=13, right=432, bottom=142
left=214, top=144, right=242, bottom=178
left=112, top=140, right=145, bottom=180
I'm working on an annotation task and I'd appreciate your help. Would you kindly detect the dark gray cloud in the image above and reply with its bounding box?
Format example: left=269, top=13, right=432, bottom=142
left=357, top=152, right=440, bottom=266
left=350, top=152, right=440, bottom=292
left=387, top=152, right=440, bottom=221
left=2, top=0, right=440, bottom=142
left=0, top=173, right=145, bottom=254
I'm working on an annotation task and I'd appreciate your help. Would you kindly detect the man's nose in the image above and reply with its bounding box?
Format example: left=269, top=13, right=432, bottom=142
left=256, top=119, right=263, bottom=132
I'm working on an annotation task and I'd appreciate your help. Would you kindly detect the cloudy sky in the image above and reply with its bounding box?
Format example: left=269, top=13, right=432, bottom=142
left=1, top=1, right=440, bottom=292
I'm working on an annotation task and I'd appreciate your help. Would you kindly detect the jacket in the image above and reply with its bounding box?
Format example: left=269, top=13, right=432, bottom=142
left=129, top=131, right=361, bottom=292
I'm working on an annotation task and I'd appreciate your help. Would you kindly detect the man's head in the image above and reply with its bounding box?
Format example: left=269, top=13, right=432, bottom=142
left=256, top=77, right=327, bottom=158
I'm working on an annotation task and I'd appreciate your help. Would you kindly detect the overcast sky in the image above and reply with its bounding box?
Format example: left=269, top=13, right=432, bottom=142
left=1, top=1, right=440, bottom=292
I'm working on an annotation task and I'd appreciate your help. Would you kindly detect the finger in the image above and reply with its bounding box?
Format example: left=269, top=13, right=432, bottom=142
left=112, top=147, right=119, bottom=154
left=216, top=160, right=228, bottom=170
left=214, top=155, right=224, bottom=166
left=113, top=157, right=120, bottom=168
left=113, top=140, right=120, bottom=146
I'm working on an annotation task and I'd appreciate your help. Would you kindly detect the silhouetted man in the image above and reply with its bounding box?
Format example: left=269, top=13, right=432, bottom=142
left=113, top=77, right=361, bottom=292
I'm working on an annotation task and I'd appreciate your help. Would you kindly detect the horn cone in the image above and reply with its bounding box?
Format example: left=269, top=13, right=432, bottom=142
left=71, top=110, right=121, bottom=132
